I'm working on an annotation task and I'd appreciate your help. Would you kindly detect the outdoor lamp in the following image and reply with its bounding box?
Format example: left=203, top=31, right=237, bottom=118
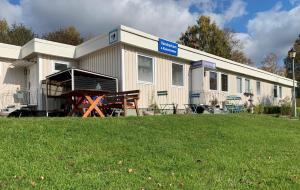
left=289, top=48, right=297, bottom=59
left=288, top=48, right=297, bottom=118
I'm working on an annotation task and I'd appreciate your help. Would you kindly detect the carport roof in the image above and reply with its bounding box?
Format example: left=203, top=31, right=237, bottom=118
left=46, top=68, right=118, bottom=81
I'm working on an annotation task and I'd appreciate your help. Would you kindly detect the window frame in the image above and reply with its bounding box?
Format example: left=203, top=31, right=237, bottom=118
left=245, top=79, right=250, bottom=93
left=209, top=71, right=218, bottom=91
left=136, top=53, right=155, bottom=85
left=236, top=77, right=243, bottom=94
left=54, top=63, right=68, bottom=71
left=171, top=62, right=184, bottom=87
left=279, top=86, right=282, bottom=98
left=256, top=81, right=261, bottom=96
left=52, top=60, right=70, bottom=73
left=221, top=73, right=229, bottom=92
left=274, top=85, right=278, bottom=98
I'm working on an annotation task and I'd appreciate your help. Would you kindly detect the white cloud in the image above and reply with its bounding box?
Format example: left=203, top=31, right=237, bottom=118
left=204, top=0, right=247, bottom=27
left=0, top=0, right=248, bottom=42
left=2, top=0, right=198, bottom=41
left=0, top=0, right=22, bottom=24
left=236, top=4, right=300, bottom=65
left=289, top=0, right=300, bottom=5
left=190, top=0, right=217, bottom=12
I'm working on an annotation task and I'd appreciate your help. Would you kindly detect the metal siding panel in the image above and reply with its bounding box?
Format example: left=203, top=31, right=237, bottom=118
left=78, top=45, right=121, bottom=79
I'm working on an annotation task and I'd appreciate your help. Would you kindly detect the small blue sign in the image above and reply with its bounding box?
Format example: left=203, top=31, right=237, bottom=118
left=158, top=38, right=178, bottom=56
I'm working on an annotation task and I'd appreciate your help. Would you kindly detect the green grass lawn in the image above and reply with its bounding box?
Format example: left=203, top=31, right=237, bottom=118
left=0, top=114, right=300, bottom=189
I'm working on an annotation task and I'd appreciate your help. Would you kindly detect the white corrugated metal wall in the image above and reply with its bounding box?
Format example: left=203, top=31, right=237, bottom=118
left=78, top=44, right=122, bottom=91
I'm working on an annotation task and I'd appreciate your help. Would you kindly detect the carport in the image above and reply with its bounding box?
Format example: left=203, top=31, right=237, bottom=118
left=43, top=68, right=118, bottom=116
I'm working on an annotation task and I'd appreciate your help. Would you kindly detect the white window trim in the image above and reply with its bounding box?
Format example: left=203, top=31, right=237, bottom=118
left=136, top=53, right=155, bottom=85
left=236, top=76, right=243, bottom=94
left=279, top=86, right=282, bottom=98
left=274, top=84, right=278, bottom=98
left=52, top=60, right=70, bottom=73
left=171, top=62, right=184, bottom=88
left=209, top=71, right=218, bottom=91
left=245, top=78, right=251, bottom=93
left=256, top=81, right=261, bottom=96
left=220, top=73, right=229, bottom=92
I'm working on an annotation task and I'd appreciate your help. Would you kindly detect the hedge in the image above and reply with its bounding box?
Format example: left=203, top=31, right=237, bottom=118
left=254, top=105, right=292, bottom=115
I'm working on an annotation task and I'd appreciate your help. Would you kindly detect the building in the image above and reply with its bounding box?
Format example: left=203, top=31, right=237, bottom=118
left=0, top=25, right=296, bottom=112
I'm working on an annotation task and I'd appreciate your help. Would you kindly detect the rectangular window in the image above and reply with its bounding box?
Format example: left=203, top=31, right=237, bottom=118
left=55, top=63, right=68, bottom=71
left=256, top=81, right=261, bottom=96
left=172, top=63, right=184, bottom=86
left=245, top=79, right=250, bottom=93
left=209, top=71, right=218, bottom=90
left=279, top=86, right=282, bottom=98
left=138, top=55, right=154, bottom=83
left=221, top=74, right=228, bottom=91
left=237, top=77, right=242, bottom=93
left=274, top=85, right=278, bottom=98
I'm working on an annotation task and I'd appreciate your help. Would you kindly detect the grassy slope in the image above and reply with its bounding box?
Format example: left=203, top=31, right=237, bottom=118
left=0, top=114, right=300, bottom=189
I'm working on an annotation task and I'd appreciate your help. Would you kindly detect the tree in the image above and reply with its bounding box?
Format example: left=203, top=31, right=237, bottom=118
left=230, top=50, right=253, bottom=65
left=8, top=23, right=36, bottom=46
left=224, top=28, right=253, bottom=65
left=285, top=34, right=300, bottom=81
left=0, top=19, right=9, bottom=44
left=178, top=16, right=231, bottom=59
left=260, top=53, right=285, bottom=76
left=0, top=20, right=84, bottom=46
left=0, top=19, right=36, bottom=46
left=178, top=16, right=252, bottom=65
left=43, top=26, right=83, bottom=45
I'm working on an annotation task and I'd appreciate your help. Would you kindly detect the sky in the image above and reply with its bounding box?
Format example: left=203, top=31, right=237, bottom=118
left=1, top=0, right=300, bottom=65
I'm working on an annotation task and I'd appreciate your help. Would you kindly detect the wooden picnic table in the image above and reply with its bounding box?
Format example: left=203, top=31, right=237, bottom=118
left=62, top=90, right=140, bottom=118
left=62, top=90, right=110, bottom=118
left=102, top=90, right=140, bottom=117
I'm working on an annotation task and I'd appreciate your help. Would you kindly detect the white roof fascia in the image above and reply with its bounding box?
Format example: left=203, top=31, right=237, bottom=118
left=19, top=39, right=35, bottom=58
left=75, top=33, right=111, bottom=58
left=0, top=43, right=21, bottom=59
left=21, top=38, right=76, bottom=59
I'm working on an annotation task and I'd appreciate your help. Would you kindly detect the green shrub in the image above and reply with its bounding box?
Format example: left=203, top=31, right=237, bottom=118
left=281, top=104, right=291, bottom=115
left=263, top=106, right=281, bottom=114
left=254, top=104, right=264, bottom=114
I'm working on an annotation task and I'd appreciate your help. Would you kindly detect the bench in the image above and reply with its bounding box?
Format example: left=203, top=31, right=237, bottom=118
left=225, top=104, right=245, bottom=113
left=101, top=90, right=140, bottom=116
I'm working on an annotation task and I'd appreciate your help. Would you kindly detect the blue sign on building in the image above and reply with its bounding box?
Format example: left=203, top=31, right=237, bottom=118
left=158, top=38, right=178, bottom=56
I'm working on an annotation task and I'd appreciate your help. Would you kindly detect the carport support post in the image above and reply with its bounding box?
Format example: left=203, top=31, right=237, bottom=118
left=71, top=69, right=74, bottom=91
left=45, top=79, right=48, bottom=117
left=71, top=69, right=75, bottom=113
